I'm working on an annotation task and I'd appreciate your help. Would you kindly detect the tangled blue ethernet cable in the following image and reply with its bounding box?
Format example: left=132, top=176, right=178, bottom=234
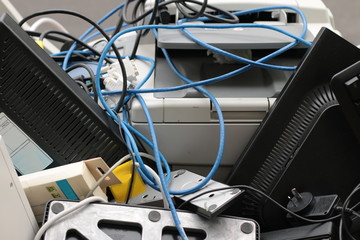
left=60, top=4, right=313, bottom=240
left=95, top=6, right=312, bottom=194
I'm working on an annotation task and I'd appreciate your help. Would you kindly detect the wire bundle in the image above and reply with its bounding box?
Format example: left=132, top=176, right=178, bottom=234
left=20, top=1, right=317, bottom=239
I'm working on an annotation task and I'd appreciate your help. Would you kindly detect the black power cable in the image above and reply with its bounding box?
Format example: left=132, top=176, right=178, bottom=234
left=177, top=0, right=237, bottom=23
left=19, top=9, right=129, bottom=112
left=54, top=51, right=96, bottom=62
left=175, top=0, right=208, bottom=20
left=339, top=183, right=360, bottom=240
left=65, top=63, right=98, bottom=103
left=74, top=78, right=90, bottom=95
left=39, top=30, right=112, bottom=64
left=119, top=0, right=238, bottom=26
left=129, top=0, right=147, bottom=60
left=177, top=185, right=342, bottom=225
left=26, top=30, right=68, bottom=43
left=113, top=8, right=125, bottom=36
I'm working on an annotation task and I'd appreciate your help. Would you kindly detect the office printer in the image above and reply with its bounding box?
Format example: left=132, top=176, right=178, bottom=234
left=129, top=0, right=338, bottom=181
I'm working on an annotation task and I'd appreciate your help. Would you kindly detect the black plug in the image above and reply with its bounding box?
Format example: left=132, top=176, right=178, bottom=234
left=158, top=6, right=171, bottom=24
left=287, top=188, right=315, bottom=214
left=286, top=188, right=339, bottom=224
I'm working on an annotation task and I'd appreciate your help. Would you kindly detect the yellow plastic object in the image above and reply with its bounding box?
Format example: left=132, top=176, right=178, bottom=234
left=109, top=161, right=146, bottom=203
left=35, top=40, right=44, bottom=49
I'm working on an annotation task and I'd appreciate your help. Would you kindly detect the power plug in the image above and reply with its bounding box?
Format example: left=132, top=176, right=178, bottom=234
left=287, top=188, right=314, bottom=214
left=286, top=188, right=339, bottom=223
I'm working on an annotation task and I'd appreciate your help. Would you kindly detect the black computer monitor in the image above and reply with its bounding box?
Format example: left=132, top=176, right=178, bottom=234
left=226, top=27, right=360, bottom=231
left=0, top=13, right=127, bottom=174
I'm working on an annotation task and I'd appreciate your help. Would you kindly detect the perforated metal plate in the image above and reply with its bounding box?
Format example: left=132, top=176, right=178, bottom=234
left=44, top=200, right=259, bottom=240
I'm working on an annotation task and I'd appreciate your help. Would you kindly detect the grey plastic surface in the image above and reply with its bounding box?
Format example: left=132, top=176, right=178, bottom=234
left=154, top=51, right=298, bottom=98
left=157, top=26, right=315, bottom=49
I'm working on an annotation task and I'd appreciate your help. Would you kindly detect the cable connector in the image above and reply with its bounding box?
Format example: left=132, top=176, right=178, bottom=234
left=286, top=188, right=339, bottom=224
left=102, top=57, right=139, bottom=88
left=159, top=6, right=171, bottom=24
left=101, top=57, right=139, bottom=108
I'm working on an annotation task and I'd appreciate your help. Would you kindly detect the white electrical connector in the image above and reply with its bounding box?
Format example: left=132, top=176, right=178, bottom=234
left=101, top=57, right=139, bottom=107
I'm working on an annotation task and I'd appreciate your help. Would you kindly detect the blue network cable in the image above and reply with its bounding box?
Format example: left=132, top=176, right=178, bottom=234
left=121, top=122, right=172, bottom=185
left=62, top=3, right=125, bottom=69
left=95, top=54, right=164, bottom=183
left=120, top=112, right=158, bottom=183
left=88, top=53, right=174, bottom=185
left=94, top=22, right=311, bottom=98
left=136, top=94, right=188, bottom=240
left=96, top=33, right=308, bottom=96
left=178, top=6, right=310, bottom=70
left=97, top=23, right=310, bottom=72
left=83, top=26, right=116, bottom=42
left=96, top=42, right=303, bottom=194
left=93, top=8, right=311, bottom=194
left=185, top=5, right=309, bottom=36
left=120, top=107, right=171, bottom=185
left=88, top=5, right=311, bottom=239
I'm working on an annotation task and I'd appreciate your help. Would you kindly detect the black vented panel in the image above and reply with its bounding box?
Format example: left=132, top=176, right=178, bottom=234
left=0, top=14, right=127, bottom=167
left=241, top=85, right=337, bottom=218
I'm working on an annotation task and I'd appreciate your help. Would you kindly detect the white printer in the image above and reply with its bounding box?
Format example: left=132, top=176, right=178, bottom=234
left=129, top=0, right=338, bottom=181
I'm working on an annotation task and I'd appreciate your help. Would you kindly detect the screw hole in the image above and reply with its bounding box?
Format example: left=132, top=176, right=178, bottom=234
left=209, top=194, right=215, bottom=198
left=143, top=194, right=148, bottom=199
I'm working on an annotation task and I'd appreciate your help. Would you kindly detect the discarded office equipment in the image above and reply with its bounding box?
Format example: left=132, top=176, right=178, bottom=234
left=226, top=27, right=360, bottom=230
left=0, top=13, right=128, bottom=174
left=331, top=60, right=360, bottom=142
left=43, top=199, right=259, bottom=240
left=261, top=222, right=335, bottom=240
left=128, top=170, right=242, bottom=218
left=19, top=157, right=119, bottom=221
left=130, top=0, right=338, bottom=180
left=0, top=136, right=38, bottom=239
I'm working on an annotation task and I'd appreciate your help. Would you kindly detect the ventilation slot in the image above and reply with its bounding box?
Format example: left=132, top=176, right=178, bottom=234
left=241, top=85, right=337, bottom=218
left=0, top=15, right=127, bottom=168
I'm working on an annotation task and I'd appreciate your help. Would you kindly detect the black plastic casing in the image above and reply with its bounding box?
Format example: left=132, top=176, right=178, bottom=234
left=0, top=13, right=127, bottom=169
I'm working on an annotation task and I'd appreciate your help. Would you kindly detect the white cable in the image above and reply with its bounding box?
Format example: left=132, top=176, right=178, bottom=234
left=85, top=152, right=169, bottom=208
left=34, top=196, right=107, bottom=240
left=135, top=161, right=169, bottom=209
left=29, top=17, right=69, bottom=33
left=28, top=17, right=68, bottom=54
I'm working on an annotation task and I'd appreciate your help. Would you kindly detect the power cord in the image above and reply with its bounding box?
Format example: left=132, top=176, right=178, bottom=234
left=85, top=152, right=169, bottom=208
left=175, top=0, right=208, bottom=20
left=338, top=183, right=360, bottom=240
left=177, top=185, right=342, bottom=224
left=19, top=9, right=129, bottom=112
left=65, top=63, right=98, bottom=102
left=39, top=30, right=113, bottom=64
left=34, top=196, right=107, bottom=240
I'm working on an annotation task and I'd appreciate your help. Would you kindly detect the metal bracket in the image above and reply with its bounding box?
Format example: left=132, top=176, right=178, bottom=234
left=44, top=200, right=259, bottom=240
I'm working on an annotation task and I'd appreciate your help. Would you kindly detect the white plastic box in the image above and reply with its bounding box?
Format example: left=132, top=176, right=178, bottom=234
left=19, top=158, right=120, bottom=221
